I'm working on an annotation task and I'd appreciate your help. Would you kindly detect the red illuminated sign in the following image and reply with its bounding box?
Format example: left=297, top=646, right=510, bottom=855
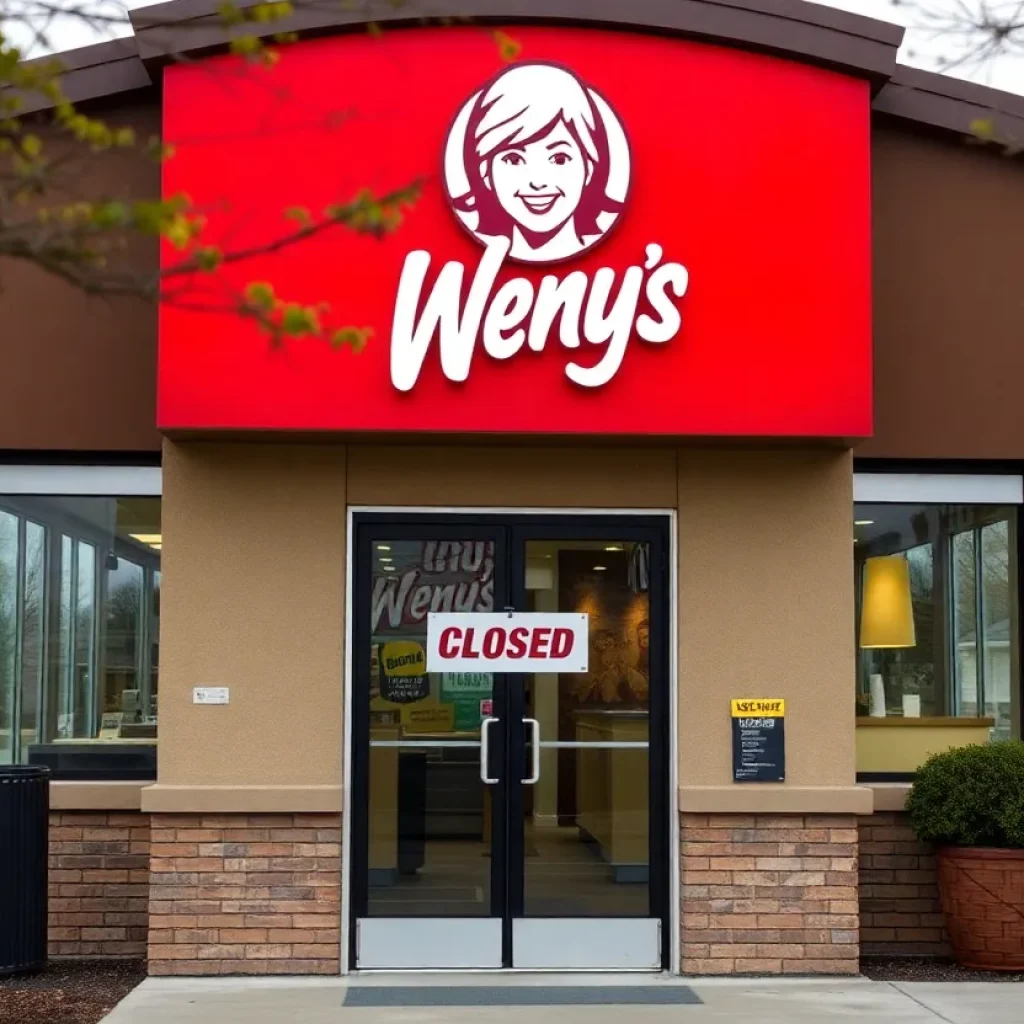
left=159, top=26, right=872, bottom=437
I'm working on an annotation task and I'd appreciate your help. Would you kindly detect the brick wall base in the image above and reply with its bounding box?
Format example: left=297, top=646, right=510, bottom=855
left=47, top=805, right=947, bottom=972
left=48, top=811, right=151, bottom=959
left=680, top=813, right=860, bottom=975
left=147, top=813, right=342, bottom=976
left=859, top=811, right=949, bottom=957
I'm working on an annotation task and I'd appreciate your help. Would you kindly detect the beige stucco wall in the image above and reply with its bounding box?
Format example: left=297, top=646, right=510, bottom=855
left=149, top=440, right=862, bottom=812
left=346, top=444, right=678, bottom=508
left=152, top=441, right=346, bottom=799
left=677, top=448, right=858, bottom=798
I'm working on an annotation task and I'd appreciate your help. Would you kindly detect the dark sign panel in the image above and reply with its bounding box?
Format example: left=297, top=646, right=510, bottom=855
left=731, top=699, right=785, bottom=783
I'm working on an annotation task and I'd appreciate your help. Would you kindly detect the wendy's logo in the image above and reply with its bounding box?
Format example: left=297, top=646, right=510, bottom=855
left=389, top=62, right=689, bottom=394
left=443, top=62, right=630, bottom=265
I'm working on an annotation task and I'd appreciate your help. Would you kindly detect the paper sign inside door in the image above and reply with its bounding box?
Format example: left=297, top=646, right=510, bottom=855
left=427, top=612, right=589, bottom=673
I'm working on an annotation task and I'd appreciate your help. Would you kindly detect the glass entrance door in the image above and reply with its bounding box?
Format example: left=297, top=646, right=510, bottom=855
left=349, top=515, right=669, bottom=971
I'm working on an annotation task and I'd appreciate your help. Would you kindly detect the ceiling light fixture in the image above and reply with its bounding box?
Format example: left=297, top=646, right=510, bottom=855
left=854, top=520, right=875, bottom=527
left=604, top=545, right=622, bottom=551
left=592, top=565, right=607, bottom=571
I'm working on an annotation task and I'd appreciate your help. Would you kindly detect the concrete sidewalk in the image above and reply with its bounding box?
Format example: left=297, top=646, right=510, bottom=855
left=101, top=975, right=1024, bottom=1023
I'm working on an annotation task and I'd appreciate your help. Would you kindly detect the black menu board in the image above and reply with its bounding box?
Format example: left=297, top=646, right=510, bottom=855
left=731, top=698, right=785, bottom=782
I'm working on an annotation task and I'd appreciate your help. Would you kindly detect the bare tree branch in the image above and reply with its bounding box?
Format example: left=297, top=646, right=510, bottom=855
left=0, top=0, right=508, bottom=348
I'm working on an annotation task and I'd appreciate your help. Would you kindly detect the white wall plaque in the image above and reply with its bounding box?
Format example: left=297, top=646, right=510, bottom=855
left=193, top=687, right=230, bottom=705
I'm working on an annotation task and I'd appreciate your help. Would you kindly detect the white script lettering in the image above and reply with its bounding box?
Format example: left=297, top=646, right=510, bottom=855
left=390, top=241, right=688, bottom=391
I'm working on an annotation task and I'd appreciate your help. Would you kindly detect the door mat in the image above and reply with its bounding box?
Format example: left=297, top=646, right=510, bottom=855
left=344, top=986, right=703, bottom=1007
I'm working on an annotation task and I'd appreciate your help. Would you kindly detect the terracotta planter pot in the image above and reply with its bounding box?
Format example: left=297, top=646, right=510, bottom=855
left=937, top=845, right=1024, bottom=971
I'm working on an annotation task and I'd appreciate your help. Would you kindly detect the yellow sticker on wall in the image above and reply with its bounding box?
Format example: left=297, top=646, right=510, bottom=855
left=731, top=698, right=785, bottom=717
left=402, top=703, right=456, bottom=733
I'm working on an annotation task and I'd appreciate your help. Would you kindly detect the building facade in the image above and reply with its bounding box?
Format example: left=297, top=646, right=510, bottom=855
left=2, top=0, right=1023, bottom=977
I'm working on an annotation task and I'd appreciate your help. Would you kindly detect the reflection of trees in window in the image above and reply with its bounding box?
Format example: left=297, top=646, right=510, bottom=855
left=104, top=562, right=143, bottom=717
left=953, top=530, right=978, bottom=715
left=982, top=521, right=1012, bottom=737
left=982, top=521, right=1010, bottom=626
left=74, top=541, right=97, bottom=738
left=20, top=524, right=46, bottom=753
left=58, top=535, right=73, bottom=739
left=0, top=512, right=17, bottom=763
left=952, top=517, right=1014, bottom=739
left=0, top=515, right=48, bottom=764
left=900, top=544, right=937, bottom=713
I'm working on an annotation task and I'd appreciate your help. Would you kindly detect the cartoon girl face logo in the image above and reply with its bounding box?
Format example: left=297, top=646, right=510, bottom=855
left=444, top=62, right=631, bottom=265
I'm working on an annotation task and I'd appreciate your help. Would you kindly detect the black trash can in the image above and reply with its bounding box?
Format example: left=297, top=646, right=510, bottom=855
left=0, top=766, right=50, bottom=976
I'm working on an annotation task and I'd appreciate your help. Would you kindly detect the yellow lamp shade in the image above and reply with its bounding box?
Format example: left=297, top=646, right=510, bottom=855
left=859, top=555, right=916, bottom=649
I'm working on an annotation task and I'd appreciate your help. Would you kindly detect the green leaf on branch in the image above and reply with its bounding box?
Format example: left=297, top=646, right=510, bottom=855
left=251, top=0, right=293, bottom=21
left=331, top=326, right=373, bottom=353
left=284, top=206, right=312, bottom=226
left=147, top=137, right=176, bottom=162
left=218, top=1, right=245, bottom=25
left=493, top=30, right=521, bottom=62
left=971, top=117, right=996, bottom=140
left=194, top=246, right=223, bottom=271
left=92, top=201, right=129, bottom=227
left=230, top=35, right=263, bottom=57
left=245, top=282, right=276, bottom=311
left=281, top=302, right=319, bottom=335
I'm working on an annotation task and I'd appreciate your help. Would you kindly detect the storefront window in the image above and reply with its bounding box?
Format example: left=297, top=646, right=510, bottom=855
left=20, top=521, right=45, bottom=758
left=855, top=502, right=1020, bottom=775
left=0, top=511, right=18, bottom=764
left=0, top=495, right=161, bottom=772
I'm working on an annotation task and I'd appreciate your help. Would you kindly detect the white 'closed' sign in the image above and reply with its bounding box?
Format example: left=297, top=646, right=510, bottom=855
left=426, top=612, right=589, bottom=673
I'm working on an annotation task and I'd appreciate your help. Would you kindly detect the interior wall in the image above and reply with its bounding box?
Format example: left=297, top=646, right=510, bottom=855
left=158, top=441, right=346, bottom=787
left=677, top=449, right=856, bottom=787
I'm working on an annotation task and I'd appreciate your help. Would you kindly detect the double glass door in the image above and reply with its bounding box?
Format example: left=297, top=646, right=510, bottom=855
left=350, top=514, right=669, bottom=970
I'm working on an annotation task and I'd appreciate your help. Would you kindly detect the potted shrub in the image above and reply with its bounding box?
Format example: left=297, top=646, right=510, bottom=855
left=906, top=741, right=1024, bottom=970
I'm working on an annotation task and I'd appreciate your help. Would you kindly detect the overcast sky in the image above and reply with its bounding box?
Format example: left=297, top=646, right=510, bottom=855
left=10, top=0, right=1024, bottom=97
left=821, top=0, right=1024, bottom=92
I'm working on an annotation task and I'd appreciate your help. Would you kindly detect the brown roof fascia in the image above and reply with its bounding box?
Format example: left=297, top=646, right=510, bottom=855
left=21, top=0, right=1024, bottom=153
left=17, top=0, right=901, bottom=114
left=16, top=39, right=152, bottom=116
left=872, top=65, right=1024, bottom=149
left=125, top=0, right=903, bottom=88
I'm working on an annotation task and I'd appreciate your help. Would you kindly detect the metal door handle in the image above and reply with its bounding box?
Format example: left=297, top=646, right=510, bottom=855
left=522, top=718, right=540, bottom=784
left=480, top=716, right=499, bottom=784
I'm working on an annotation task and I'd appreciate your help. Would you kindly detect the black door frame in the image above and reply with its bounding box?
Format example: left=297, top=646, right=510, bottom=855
left=348, top=511, right=671, bottom=970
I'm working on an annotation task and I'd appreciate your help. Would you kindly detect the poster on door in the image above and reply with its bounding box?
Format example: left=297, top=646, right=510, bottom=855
left=441, top=671, right=493, bottom=731
left=370, top=540, right=495, bottom=734
left=379, top=640, right=430, bottom=703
